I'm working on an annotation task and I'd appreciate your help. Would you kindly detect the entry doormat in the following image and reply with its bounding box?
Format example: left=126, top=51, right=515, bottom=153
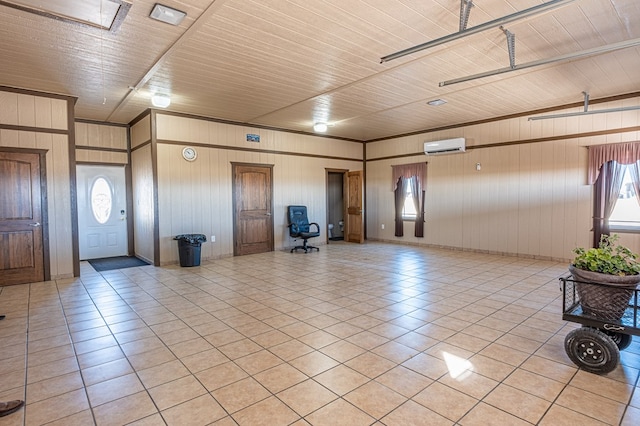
left=88, top=256, right=150, bottom=272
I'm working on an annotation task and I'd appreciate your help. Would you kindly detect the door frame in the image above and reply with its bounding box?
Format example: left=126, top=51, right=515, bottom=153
left=76, top=164, right=131, bottom=260
left=0, top=147, right=50, bottom=284
left=325, top=168, right=348, bottom=244
left=231, top=162, right=275, bottom=256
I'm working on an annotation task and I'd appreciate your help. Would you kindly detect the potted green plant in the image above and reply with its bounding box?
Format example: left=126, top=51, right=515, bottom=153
left=570, top=234, right=640, bottom=320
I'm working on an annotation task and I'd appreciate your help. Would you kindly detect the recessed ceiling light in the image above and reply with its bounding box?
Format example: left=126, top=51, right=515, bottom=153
left=151, top=94, right=171, bottom=108
left=427, top=99, right=447, bottom=106
left=313, top=123, right=328, bottom=132
left=150, top=3, right=186, bottom=26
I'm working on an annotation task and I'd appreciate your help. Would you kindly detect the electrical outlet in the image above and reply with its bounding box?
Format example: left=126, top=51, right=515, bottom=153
left=381, top=224, right=385, bottom=229
left=211, top=235, right=215, bottom=242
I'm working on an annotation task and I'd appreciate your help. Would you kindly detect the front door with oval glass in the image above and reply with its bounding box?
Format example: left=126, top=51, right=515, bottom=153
left=77, top=165, right=128, bottom=260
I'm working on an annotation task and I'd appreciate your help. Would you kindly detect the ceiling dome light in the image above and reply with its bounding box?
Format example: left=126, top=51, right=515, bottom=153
left=313, top=122, right=328, bottom=132
left=151, top=94, right=171, bottom=108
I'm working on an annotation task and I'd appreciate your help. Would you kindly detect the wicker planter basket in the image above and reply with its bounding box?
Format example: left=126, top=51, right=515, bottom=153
left=569, top=265, right=640, bottom=321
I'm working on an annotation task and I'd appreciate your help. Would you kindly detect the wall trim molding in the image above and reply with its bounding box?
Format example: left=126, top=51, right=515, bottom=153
left=365, top=91, right=640, bottom=143
left=369, top=238, right=571, bottom=263
left=75, top=161, right=127, bottom=166
left=155, top=110, right=364, bottom=144
left=0, top=123, right=68, bottom=134
left=75, top=118, right=129, bottom=128
left=75, top=145, right=128, bottom=153
left=0, top=85, right=77, bottom=102
left=367, top=125, right=640, bottom=162
left=156, top=139, right=362, bottom=162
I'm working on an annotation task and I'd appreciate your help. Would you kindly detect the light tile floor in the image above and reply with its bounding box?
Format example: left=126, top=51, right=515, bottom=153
left=1, top=242, right=639, bottom=425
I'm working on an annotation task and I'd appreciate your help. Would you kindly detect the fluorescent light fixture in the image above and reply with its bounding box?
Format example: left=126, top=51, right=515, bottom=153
left=151, top=94, right=171, bottom=108
left=529, top=91, right=640, bottom=120
left=150, top=3, right=186, bottom=26
left=427, top=99, right=447, bottom=106
left=313, top=123, right=328, bottom=132
left=439, top=37, right=640, bottom=87
left=529, top=105, right=640, bottom=121
left=380, top=0, right=576, bottom=63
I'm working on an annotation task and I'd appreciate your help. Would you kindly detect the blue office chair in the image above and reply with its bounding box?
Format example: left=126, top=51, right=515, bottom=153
left=287, top=205, right=320, bottom=253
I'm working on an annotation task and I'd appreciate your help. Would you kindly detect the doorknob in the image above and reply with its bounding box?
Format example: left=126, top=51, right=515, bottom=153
left=29, top=222, right=41, bottom=227
left=266, top=212, right=272, bottom=216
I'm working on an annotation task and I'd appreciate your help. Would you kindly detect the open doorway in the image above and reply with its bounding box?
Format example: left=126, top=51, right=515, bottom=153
left=326, top=169, right=347, bottom=243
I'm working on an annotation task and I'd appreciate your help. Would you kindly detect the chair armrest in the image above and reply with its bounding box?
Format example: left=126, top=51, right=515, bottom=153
left=288, top=223, right=299, bottom=234
left=309, top=222, right=320, bottom=233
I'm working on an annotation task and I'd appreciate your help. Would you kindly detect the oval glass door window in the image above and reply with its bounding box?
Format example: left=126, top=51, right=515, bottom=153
left=91, top=177, right=113, bottom=224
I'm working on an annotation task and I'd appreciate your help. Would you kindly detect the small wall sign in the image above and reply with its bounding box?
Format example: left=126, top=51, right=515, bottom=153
left=246, top=134, right=260, bottom=142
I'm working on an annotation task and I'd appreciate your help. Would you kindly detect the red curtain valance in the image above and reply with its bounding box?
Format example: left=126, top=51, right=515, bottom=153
left=588, top=142, right=640, bottom=184
left=392, top=163, right=426, bottom=190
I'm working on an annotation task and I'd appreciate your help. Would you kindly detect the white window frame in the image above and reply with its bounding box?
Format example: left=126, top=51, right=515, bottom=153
left=402, top=177, right=417, bottom=220
left=609, top=165, right=640, bottom=233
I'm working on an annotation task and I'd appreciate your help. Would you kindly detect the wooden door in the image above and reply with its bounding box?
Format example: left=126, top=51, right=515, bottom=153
left=0, top=151, right=46, bottom=285
left=233, top=164, right=274, bottom=255
left=346, top=170, right=364, bottom=243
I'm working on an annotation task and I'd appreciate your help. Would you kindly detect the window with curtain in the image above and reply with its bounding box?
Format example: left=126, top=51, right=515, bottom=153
left=392, top=163, right=427, bottom=238
left=588, top=142, right=640, bottom=246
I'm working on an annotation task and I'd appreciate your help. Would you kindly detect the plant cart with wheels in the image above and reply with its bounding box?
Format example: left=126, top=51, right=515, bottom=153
left=560, top=275, right=639, bottom=374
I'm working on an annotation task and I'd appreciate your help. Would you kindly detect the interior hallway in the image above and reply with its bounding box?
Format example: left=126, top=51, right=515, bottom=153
left=0, top=242, right=639, bottom=425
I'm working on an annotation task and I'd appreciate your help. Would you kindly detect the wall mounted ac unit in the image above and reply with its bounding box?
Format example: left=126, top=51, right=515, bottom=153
left=424, top=138, right=465, bottom=155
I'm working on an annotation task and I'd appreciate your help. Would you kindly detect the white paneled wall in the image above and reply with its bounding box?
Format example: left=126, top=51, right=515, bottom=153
left=0, top=91, right=67, bottom=129
left=75, top=122, right=128, bottom=164
left=4, top=89, right=638, bottom=275
left=130, top=115, right=154, bottom=264
left=132, top=144, right=155, bottom=264
left=0, top=89, right=74, bottom=279
left=131, top=115, right=151, bottom=148
left=366, top=99, right=640, bottom=261
left=75, top=122, right=127, bottom=149
left=156, top=114, right=363, bottom=159
left=154, top=113, right=362, bottom=265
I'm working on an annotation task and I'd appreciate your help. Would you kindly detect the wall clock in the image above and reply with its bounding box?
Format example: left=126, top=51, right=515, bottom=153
left=182, top=147, right=197, bottom=162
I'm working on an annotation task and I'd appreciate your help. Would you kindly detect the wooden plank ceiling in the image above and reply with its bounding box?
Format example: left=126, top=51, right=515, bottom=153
left=0, top=0, right=638, bottom=141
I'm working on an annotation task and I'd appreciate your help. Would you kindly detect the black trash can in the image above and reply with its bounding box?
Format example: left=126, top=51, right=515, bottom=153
left=174, top=234, right=207, bottom=267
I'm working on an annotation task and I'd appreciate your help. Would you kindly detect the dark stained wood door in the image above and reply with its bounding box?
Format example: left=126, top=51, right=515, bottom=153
left=233, top=163, right=274, bottom=256
left=0, top=151, right=46, bottom=285
left=346, top=170, right=364, bottom=243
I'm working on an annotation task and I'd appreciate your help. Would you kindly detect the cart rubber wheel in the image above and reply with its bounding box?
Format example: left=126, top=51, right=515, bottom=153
left=565, top=327, right=619, bottom=374
left=602, top=330, right=633, bottom=351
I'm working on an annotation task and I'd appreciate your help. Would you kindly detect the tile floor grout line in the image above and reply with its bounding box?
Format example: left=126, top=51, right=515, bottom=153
left=5, top=243, right=640, bottom=425
left=62, top=266, right=179, bottom=424
left=89, top=264, right=236, bottom=424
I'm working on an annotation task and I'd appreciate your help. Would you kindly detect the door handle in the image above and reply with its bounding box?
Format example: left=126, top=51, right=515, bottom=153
left=29, top=222, right=41, bottom=227
left=266, top=213, right=272, bottom=216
